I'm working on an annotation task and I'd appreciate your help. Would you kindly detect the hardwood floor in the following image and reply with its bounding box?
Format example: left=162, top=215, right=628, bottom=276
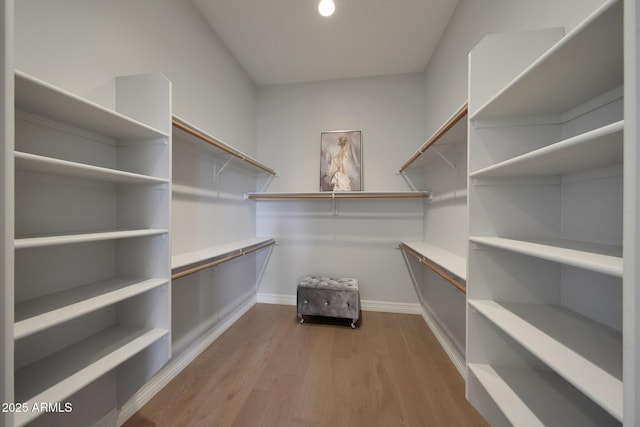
left=123, top=304, right=488, bottom=427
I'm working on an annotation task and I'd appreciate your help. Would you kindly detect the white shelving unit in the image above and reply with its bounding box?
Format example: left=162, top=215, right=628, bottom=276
left=12, top=71, right=172, bottom=426
left=466, top=1, right=626, bottom=425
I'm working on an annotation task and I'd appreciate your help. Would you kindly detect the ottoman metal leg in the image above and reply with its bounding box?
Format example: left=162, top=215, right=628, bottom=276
left=351, top=319, right=357, bottom=329
left=298, top=314, right=304, bottom=324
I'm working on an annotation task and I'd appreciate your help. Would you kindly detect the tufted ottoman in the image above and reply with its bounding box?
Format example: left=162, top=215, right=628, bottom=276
left=297, top=276, right=360, bottom=328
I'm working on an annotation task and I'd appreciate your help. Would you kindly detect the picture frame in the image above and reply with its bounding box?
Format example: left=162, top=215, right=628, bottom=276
left=320, top=130, right=362, bottom=192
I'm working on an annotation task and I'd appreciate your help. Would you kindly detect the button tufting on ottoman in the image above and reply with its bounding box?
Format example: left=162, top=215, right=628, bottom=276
left=297, top=276, right=360, bottom=328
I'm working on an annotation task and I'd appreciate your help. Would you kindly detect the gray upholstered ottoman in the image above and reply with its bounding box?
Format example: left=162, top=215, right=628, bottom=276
left=297, top=276, right=360, bottom=328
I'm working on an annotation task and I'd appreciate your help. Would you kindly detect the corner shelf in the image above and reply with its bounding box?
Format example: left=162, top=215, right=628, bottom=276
left=399, top=102, right=468, bottom=172
left=247, top=191, right=430, bottom=200
left=172, top=116, right=275, bottom=176
left=171, top=237, right=275, bottom=280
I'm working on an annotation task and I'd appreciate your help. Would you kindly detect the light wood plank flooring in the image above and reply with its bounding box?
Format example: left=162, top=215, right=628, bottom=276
left=124, top=304, right=488, bottom=426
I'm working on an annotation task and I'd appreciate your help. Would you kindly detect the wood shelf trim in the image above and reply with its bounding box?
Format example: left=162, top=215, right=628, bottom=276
left=172, top=238, right=275, bottom=280
left=172, top=117, right=276, bottom=176
left=399, top=242, right=466, bottom=293
left=399, top=102, right=468, bottom=173
left=247, top=191, right=431, bottom=200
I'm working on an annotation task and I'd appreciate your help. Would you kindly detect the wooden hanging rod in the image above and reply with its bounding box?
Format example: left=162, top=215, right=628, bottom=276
left=399, top=102, right=468, bottom=173
left=399, top=243, right=466, bottom=294
left=172, top=239, right=275, bottom=280
left=247, top=191, right=431, bottom=200
left=172, top=118, right=276, bottom=176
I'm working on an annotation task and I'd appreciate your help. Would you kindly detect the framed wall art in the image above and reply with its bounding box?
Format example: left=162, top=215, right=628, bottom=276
left=319, top=130, right=362, bottom=191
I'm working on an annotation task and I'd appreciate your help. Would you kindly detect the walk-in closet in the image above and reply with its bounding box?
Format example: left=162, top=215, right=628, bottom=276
left=1, top=0, right=638, bottom=425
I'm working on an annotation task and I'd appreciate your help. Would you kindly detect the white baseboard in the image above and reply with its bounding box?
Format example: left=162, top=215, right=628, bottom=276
left=256, top=292, right=295, bottom=305
left=256, top=292, right=421, bottom=314
left=361, top=299, right=421, bottom=314
left=117, top=295, right=257, bottom=426
left=419, top=304, right=466, bottom=379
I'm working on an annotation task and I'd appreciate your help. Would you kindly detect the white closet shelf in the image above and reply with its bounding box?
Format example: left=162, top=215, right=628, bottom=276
left=468, top=364, right=619, bottom=427
left=247, top=191, right=431, bottom=200
left=15, top=278, right=168, bottom=340
left=15, top=229, right=169, bottom=249
left=400, top=242, right=466, bottom=293
left=14, top=326, right=167, bottom=427
left=399, top=102, right=468, bottom=172
left=470, top=236, right=622, bottom=277
left=172, top=116, right=276, bottom=176
left=470, top=1, right=622, bottom=121
left=15, top=151, right=169, bottom=185
left=171, top=238, right=275, bottom=280
left=15, top=70, right=168, bottom=140
left=469, top=300, right=622, bottom=421
left=469, top=121, right=623, bottom=178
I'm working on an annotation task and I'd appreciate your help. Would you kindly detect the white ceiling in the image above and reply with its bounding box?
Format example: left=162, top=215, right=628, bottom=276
left=192, top=0, right=460, bottom=86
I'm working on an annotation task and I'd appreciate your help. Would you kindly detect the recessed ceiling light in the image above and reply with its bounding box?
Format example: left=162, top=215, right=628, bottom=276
left=318, top=0, right=335, bottom=17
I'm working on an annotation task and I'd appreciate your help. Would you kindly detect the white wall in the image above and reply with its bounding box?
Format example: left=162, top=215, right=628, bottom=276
left=416, top=0, right=609, bottom=361
left=14, top=0, right=257, bottom=155
left=256, top=74, right=425, bottom=305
